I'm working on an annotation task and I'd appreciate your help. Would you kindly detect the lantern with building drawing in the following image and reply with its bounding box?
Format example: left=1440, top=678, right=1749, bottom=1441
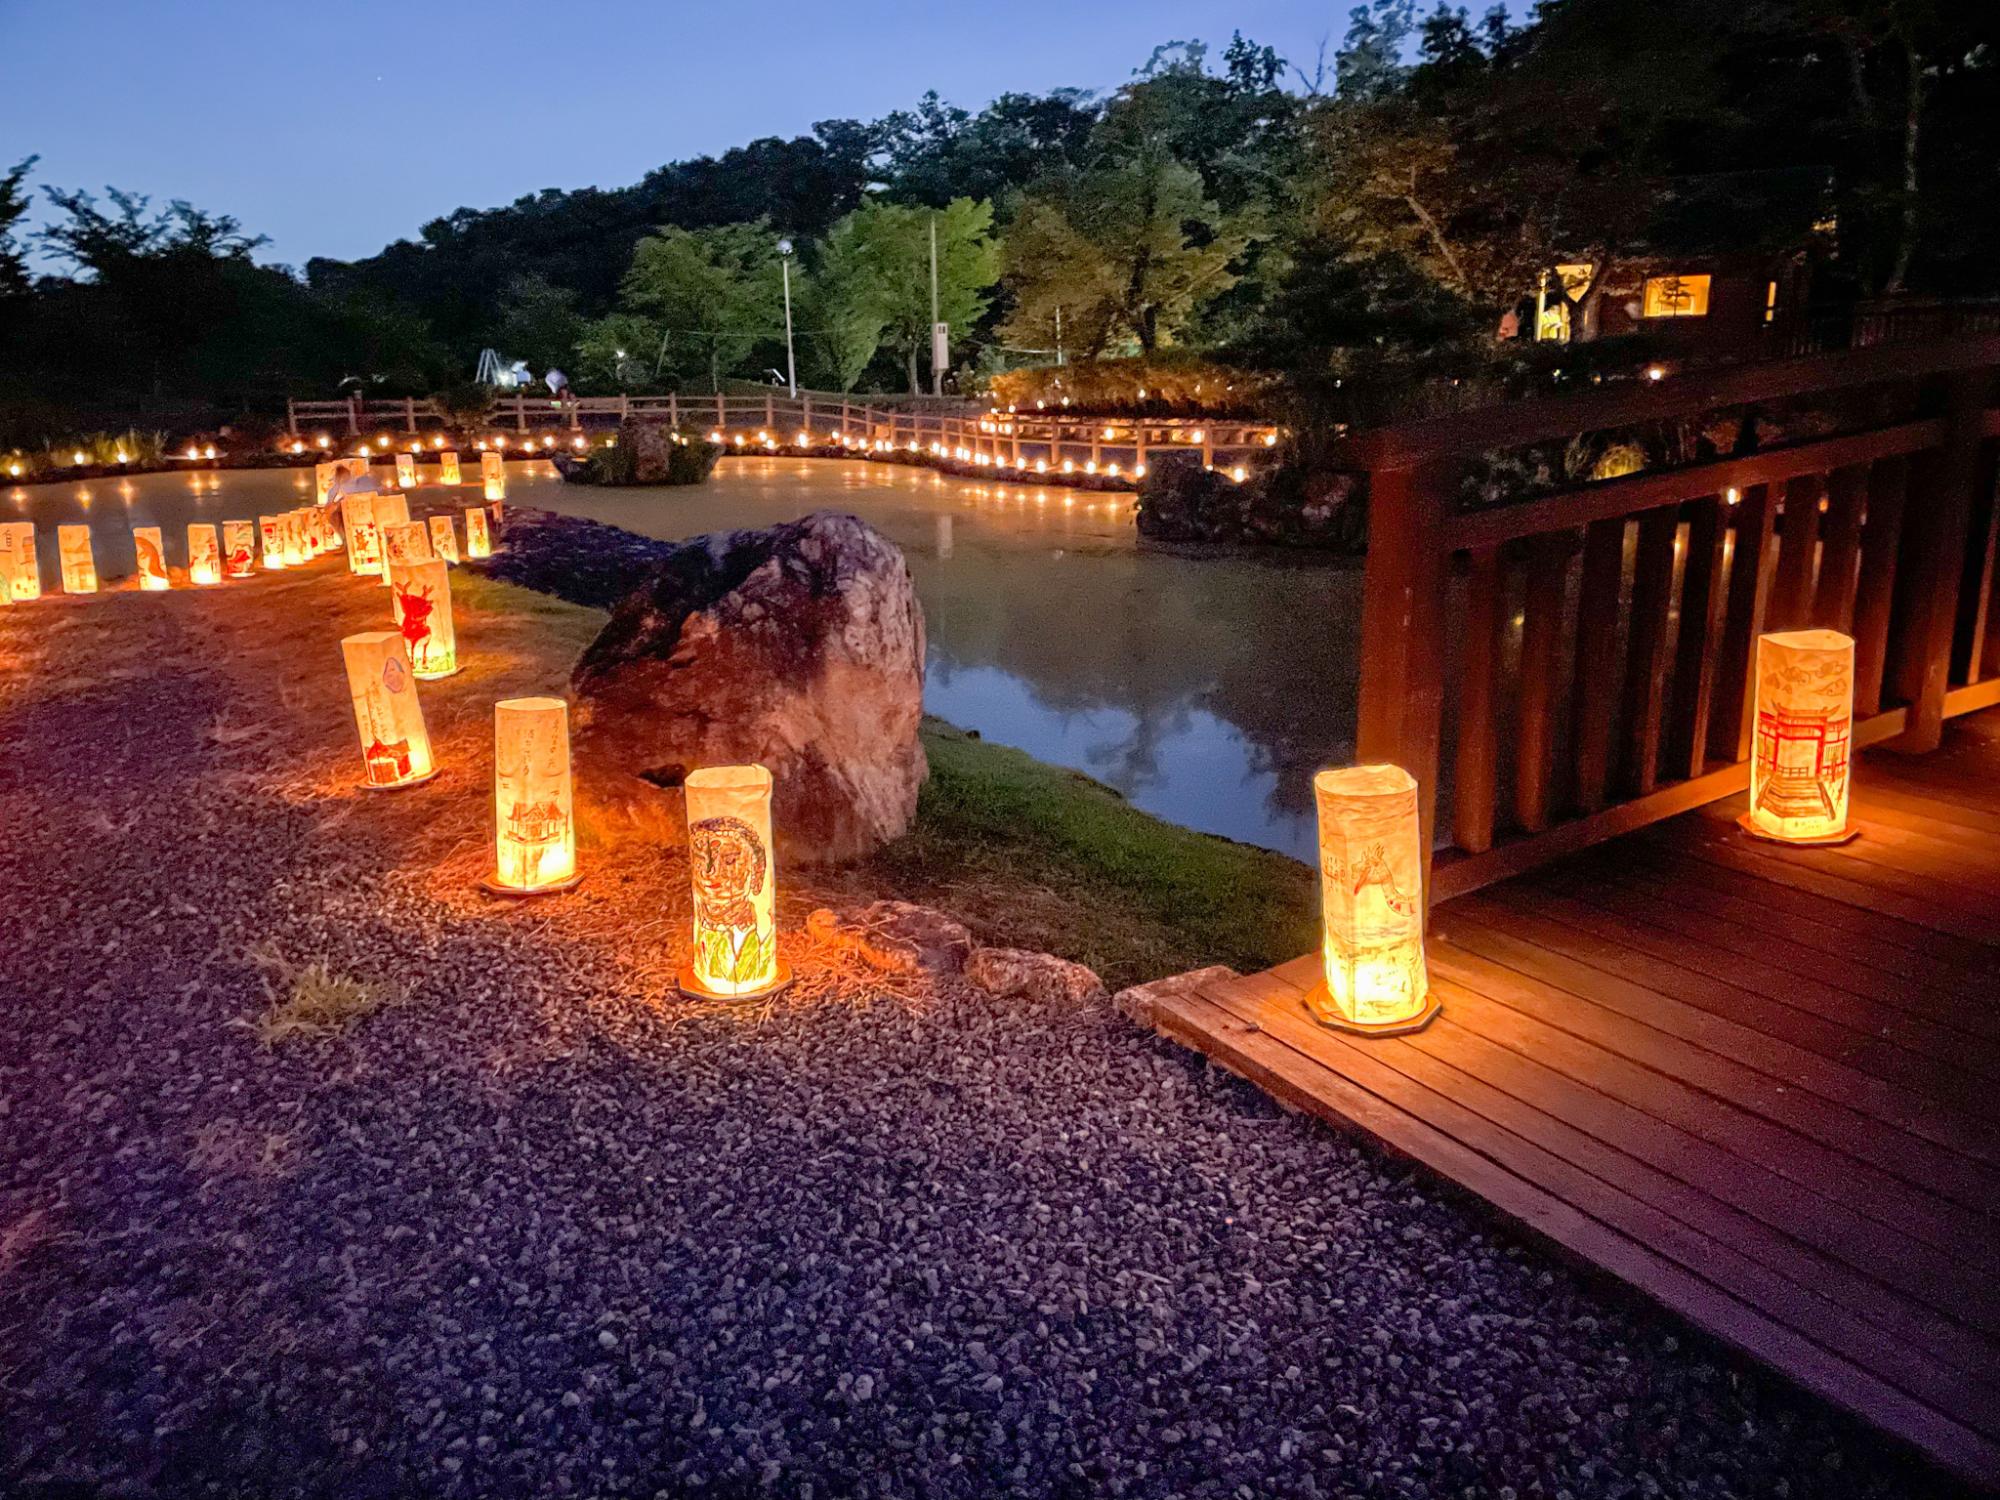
left=1306, top=764, right=1439, bottom=1034
left=465, top=506, right=492, bottom=559
left=0, top=522, right=37, bottom=602
left=1741, top=629, right=1857, bottom=845
left=57, top=524, right=97, bottom=594
left=223, top=520, right=256, bottom=579
left=679, top=764, right=789, bottom=999
left=428, top=513, right=460, bottom=563
left=481, top=449, right=506, bottom=500
left=187, top=523, right=222, bottom=585
left=133, top=526, right=171, bottom=591
left=482, top=697, right=580, bottom=895
left=439, top=451, right=462, bottom=486
left=340, top=631, right=435, bottom=789
left=388, top=558, right=457, bottom=679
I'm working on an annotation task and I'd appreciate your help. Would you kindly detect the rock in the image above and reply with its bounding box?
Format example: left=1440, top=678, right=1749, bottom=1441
left=1109, top=965, right=1240, bottom=1027
left=963, top=947, right=1105, bottom=1006
left=570, top=512, right=927, bottom=863
left=1135, top=452, right=1361, bottom=549
left=805, top=902, right=975, bottom=977
left=554, top=419, right=721, bottom=486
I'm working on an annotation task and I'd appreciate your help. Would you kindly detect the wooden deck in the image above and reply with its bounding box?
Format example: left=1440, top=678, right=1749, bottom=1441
left=1147, top=709, right=2000, bottom=1486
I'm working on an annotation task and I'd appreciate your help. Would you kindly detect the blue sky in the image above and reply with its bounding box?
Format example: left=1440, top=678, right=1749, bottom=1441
left=2, top=0, right=1346, bottom=268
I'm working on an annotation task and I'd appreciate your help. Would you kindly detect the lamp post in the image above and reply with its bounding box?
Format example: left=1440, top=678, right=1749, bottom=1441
left=777, top=238, right=798, bottom=399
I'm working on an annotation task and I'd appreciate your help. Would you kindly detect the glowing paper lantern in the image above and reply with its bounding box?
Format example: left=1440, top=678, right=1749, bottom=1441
left=133, top=526, right=171, bottom=591
left=1, top=522, right=42, bottom=602
left=257, top=516, right=286, bottom=569
left=1741, top=629, right=1857, bottom=845
left=340, top=631, right=435, bottom=790
left=439, top=451, right=462, bottom=486
left=374, top=494, right=410, bottom=531
left=483, top=697, right=579, bottom=895
left=343, top=493, right=383, bottom=575
left=428, top=513, right=460, bottom=563
left=680, top=764, right=789, bottom=999
left=280, top=511, right=307, bottom=567
left=481, top=450, right=506, bottom=500
left=395, top=451, right=417, bottom=488
left=336, top=455, right=369, bottom=489
left=380, top=519, right=433, bottom=587
left=313, top=462, right=337, bottom=507
left=57, top=524, right=97, bottom=594
left=388, top=558, right=457, bottom=679
left=1306, top=765, right=1438, bottom=1034
left=187, top=523, right=222, bottom=585
left=223, top=520, right=257, bottom=579
left=465, top=506, right=492, bottom=559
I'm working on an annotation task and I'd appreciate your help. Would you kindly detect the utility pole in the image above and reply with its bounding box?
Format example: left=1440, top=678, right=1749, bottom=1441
left=778, top=238, right=798, bottom=399
left=929, top=213, right=945, bottom=398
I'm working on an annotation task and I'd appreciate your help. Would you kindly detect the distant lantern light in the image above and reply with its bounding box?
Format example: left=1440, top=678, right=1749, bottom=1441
left=222, top=519, right=256, bottom=579
left=187, top=523, right=222, bottom=585
left=315, top=433, right=330, bottom=449
left=72, top=450, right=86, bottom=466
left=184, top=446, right=200, bottom=461
left=340, top=631, right=436, bottom=790
left=1134, top=463, right=1147, bottom=479
left=258, top=515, right=287, bottom=569
left=680, top=764, right=789, bottom=1000
left=0, top=521, right=39, bottom=600
left=58, top=525, right=97, bottom=594
left=343, top=493, right=383, bottom=576
left=796, top=431, right=810, bottom=447
left=1741, top=629, right=1857, bottom=845
left=708, top=430, right=723, bottom=443
left=203, top=445, right=217, bottom=460
left=428, top=513, right=460, bottom=564
left=1264, top=432, right=1279, bottom=446
left=439, top=450, right=462, bottom=486
left=465, top=506, right=493, bottom=559
left=484, top=697, right=580, bottom=895
left=1646, top=364, right=1666, bottom=381
left=389, top=558, right=457, bottom=679
left=114, top=449, right=129, bottom=465
left=571, top=435, right=586, bottom=450
left=1307, top=764, right=1439, bottom=1035
left=133, top=526, right=171, bottom=591
left=480, top=450, right=506, bottom=500
left=395, top=451, right=418, bottom=488
left=1061, top=459, right=1075, bottom=474
left=431, top=434, right=445, bottom=450
left=1231, top=465, right=1247, bottom=483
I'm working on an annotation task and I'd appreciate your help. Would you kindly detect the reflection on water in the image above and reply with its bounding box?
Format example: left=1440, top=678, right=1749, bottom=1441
left=10, top=458, right=1360, bottom=859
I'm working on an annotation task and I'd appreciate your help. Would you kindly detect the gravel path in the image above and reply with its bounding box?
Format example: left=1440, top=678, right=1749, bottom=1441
left=0, top=537, right=1961, bottom=1500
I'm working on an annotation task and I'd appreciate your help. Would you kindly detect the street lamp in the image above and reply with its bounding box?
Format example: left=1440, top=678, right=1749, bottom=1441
left=777, top=238, right=798, bottom=399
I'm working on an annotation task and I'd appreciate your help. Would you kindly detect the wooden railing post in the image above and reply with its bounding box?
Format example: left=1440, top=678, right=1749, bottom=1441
left=346, top=392, right=360, bottom=436
left=286, top=399, right=300, bottom=437
left=1889, top=369, right=1990, bottom=751
left=404, top=396, right=418, bottom=434
left=1355, top=458, right=1456, bottom=905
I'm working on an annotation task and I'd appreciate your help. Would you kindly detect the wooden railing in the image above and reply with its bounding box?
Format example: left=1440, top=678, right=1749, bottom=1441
left=1345, top=336, right=2000, bottom=903
left=285, top=390, right=1278, bottom=475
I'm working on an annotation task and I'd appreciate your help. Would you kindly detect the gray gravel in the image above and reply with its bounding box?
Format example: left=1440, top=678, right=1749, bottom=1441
left=0, top=578, right=1965, bottom=1500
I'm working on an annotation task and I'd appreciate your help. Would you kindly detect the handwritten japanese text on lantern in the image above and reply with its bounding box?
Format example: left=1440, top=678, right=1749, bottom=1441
left=464, top=506, right=492, bottom=559
left=58, top=525, right=97, bottom=594
left=480, top=450, right=506, bottom=500
left=1745, top=629, right=1856, bottom=844
left=490, top=698, right=577, bottom=893
left=0, top=523, right=37, bottom=601
left=380, top=520, right=432, bottom=584
left=428, top=514, right=459, bottom=563
left=187, top=523, right=222, bottom=585
left=133, top=526, right=170, bottom=591
left=1308, top=765, right=1435, bottom=1032
left=389, top=558, right=457, bottom=679
left=340, top=631, right=434, bottom=789
left=439, top=451, right=462, bottom=486
left=681, top=765, right=785, bottom=998
left=258, top=515, right=286, bottom=569
left=343, top=493, right=382, bottom=575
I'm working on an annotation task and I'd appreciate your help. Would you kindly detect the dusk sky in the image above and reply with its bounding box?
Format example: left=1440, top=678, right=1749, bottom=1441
left=2, top=0, right=1341, bottom=269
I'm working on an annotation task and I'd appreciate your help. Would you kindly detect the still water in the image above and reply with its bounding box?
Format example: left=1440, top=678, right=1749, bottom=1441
left=8, top=458, right=1361, bottom=860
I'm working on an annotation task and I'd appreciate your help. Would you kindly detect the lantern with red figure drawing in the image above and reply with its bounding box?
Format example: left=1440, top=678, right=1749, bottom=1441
left=388, top=558, right=457, bottom=679
left=258, top=515, right=287, bottom=570
left=223, top=520, right=256, bottom=579
left=340, top=631, right=435, bottom=789
left=133, top=526, right=170, bottom=591
left=1741, top=629, right=1857, bottom=845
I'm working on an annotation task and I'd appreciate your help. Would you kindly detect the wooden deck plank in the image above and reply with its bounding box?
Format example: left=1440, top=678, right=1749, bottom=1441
left=1141, top=708, right=2000, bottom=1484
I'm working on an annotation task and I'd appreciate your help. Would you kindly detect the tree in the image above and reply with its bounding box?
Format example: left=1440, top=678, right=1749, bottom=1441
left=574, top=312, right=667, bottom=390
left=493, top=273, right=584, bottom=373
left=821, top=198, right=998, bottom=392
left=616, top=223, right=785, bottom=390
left=1, top=157, right=36, bottom=299
left=802, top=219, right=888, bottom=391
left=1002, top=156, right=1251, bottom=357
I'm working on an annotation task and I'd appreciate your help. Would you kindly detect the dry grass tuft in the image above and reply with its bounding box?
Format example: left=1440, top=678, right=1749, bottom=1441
left=246, top=942, right=395, bottom=1044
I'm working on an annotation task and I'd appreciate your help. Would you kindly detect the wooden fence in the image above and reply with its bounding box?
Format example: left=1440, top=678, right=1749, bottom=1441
left=1345, top=335, right=2000, bottom=902
left=285, top=390, right=1278, bottom=474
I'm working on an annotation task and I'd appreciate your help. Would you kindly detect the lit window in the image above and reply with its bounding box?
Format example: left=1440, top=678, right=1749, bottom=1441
left=1536, top=263, right=1594, bottom=343
left=1763, top=280, right=1778, bottom=325
left=1642, top=274, right=1711, bottom=318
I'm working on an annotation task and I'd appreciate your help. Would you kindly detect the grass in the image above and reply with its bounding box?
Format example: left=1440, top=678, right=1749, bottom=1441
left=449, top=570, right=610, bottom=659
left=246, top=944, right=394, bottom=1045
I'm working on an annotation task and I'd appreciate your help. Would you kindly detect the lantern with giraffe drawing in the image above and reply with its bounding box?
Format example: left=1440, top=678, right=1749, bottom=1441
left=481, top=449, right=506, bottom=500
left=679, top=764, right=789, bottom=1000
left=57, top=525, right=97, bottom=594
left=388, top=558, right=457, bottom=679
left=133, top=526, right=171, bottom=591
left=222, top=520, right=256, bottom=579
left=482, top=697, right=580, bottom=895
left=1741, top=629, right=1857, bottom=845
left=439, top=450, right=462, bottom=486
left=1306, top=764, right=1438, bottom=1034
left=187, top=523, right=222, bottom=585
left=428, top=513, right=460, bottom=563
left=340, top=631, right=435, bottom=789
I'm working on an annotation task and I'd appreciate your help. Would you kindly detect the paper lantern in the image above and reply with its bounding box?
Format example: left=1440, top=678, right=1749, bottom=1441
left=465, top=506, right=492, bottom=559
left=1741, top=629, right=1857, bottom=845
left=481, top=450, right=506, bottom=500
left=336, top=455, right=370, bottom=488
left=439, top=451, right=462, bottom=486
left=374, top=493, right=410, bottom=531
left=388, top=558, right=457, bottom=679
left=380, top=520, right=433, bottom=582
left=340, top=631, right=435, bottom=789
left=256, top=516, right=284, bottom=569
left=1306, top=765, right=1438, bottom=1034
left=57, top=524, right=97, bottom=594
left=133, top=526, right=171, bottom=591
left=394, top=451, right=417, bottom=488
left=313, top=461, right=337, bottom=507
left=483, top=697, right=580, bottom=895
left=343, top=493, right=383, bottom=575
left=187, top=523, right=222, bottom=585
left=280, top=511, right=307, bottom=567
left=223, top=520, right=257, bottom=579
left=0, top=522, right=37, bottom=602
left=680, top=764, right=790, bottom=1000
left=428, top=513, right=460, bottom=563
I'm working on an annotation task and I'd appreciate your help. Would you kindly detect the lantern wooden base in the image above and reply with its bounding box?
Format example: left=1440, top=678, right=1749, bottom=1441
left=360, top=767, right=441, bottom=793
left=677, top=957, right=793, bottom=1003
left=1735, top=813, right=1859, bottom=847
left=478, top=871, right=585, bottom=899
left=1302, top=985, right=1441, bottom=1037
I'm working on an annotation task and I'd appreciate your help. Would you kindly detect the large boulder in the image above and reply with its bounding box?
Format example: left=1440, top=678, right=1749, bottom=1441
left=570, top=511, right=927, bottom=863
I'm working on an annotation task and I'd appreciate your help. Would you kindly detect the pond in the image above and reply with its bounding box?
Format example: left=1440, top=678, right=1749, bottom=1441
left=8, top=458, right=1362, bottom=860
